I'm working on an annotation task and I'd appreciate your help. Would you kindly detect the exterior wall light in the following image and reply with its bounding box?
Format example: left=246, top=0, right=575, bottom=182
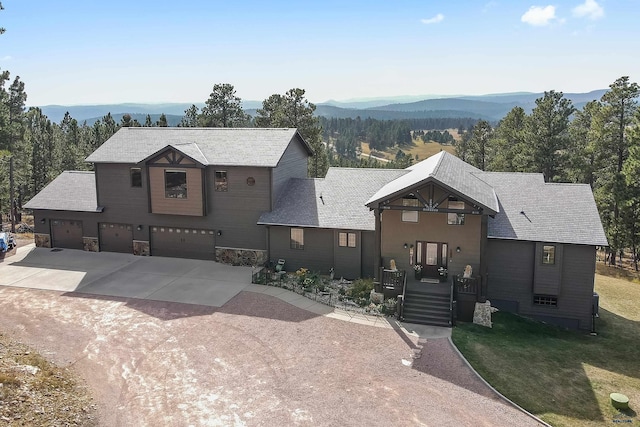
left=456, top=246, right=461, bottom=253
left=137, top=225, right=143, bottom=231
left=403, top=243, right=408, bottom=249
left=217, top=230, right=222, bottom=236
left=40, top=218, right=46, bottom=224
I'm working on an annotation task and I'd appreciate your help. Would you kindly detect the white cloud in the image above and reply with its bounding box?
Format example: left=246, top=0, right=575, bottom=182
left=572, top=0, right=604, bottom=20
left=521, top=5, right=557, bottom=26
left=0, top=55, right=12, bottom=61
left=421, top=13, right=444, bottom=25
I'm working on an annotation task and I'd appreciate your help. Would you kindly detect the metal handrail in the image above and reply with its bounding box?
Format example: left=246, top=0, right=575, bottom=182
left=449, top=277, right=455, bottom=326
left=398, top=270, right=408, bottom=320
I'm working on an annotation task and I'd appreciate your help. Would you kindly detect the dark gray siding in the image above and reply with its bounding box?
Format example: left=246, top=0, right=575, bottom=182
left=271, top=138, right=309, bottom=208
left=560, top=245, right=597, bottom=329
left=333, top=230, right=361, bottom=280
left=361, top=231, right=376, bottom=278
left=486, top=239, right=534, bottom=309
left=533, top=242, right=563, bottom=295
left=487, top=239, right=596, bottom=329
left=268, top=226, right=334, bottom=274
left=33, top=210, right=100, bottom=237
left=207, top=166, right=271, bottom=250
left=93, top=163, right=270, bottom=250
left=96, top=163, right=149, bottom=218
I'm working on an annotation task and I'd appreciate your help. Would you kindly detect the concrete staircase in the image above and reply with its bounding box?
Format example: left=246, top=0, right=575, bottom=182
left=402, top=287, right=452, bottom=327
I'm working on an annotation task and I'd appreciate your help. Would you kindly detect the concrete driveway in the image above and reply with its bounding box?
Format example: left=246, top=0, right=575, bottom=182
left=0, top=245, right=253, bottom=306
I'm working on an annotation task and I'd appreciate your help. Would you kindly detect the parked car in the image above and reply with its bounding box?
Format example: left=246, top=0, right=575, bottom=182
left=0, top=232, right=16, bottom=252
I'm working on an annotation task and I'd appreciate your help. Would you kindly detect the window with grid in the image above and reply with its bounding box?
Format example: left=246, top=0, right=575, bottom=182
left=290, top=228, right=304, bottom=250
left=542, top=245, right=555, bottom=264
left=338, top=232, right=356, bottom=248
left=215, top=171, right=228, bottom=191
left=402, top=197, right=419, bottom=222
left=447, top=199, right=465, bottom=225
left=533, top=295, right=558, bottom=307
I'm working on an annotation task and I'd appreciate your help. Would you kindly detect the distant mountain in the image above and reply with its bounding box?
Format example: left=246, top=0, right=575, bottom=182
left=35, top=90, right=608, bottom=124
left=36, top=103, right=200, bottom=123
left=360, top=90, right=609, bottom=121
left=320, top=95, right=452, bottom=109
left=82, top=113, right=184, bottom=127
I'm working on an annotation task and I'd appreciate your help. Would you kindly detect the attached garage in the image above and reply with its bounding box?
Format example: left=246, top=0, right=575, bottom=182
left=51, top=219, right=84, bottom=250
left=100, top=223, right=133, bottom=253
left=151, top=226, right=216, bottom=260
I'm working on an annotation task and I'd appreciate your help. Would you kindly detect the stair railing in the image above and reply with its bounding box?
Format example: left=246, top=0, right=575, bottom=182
left=398, top=270, right=408, bottom=320
left=449, top=277, right=456, bottom=326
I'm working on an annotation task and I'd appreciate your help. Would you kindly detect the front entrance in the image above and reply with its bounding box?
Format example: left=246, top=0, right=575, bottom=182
left=416, top=241, right=448, bottom=279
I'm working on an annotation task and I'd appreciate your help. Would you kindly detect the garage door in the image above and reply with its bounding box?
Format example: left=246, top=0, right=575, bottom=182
left=51, top=220, right=83, bottom=250
left=151, top=226, right=216, bottom=260
left=100, top=223, right=133, bottom=253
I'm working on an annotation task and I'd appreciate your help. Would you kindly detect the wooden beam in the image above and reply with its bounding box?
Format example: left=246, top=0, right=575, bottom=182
left=379, top=205, right=482, bottom=215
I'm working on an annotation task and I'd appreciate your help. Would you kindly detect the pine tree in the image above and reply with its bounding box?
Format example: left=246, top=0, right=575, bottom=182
left=256, top=88, right=328, bottom=177
left=198, top=83, right=249, bottom=128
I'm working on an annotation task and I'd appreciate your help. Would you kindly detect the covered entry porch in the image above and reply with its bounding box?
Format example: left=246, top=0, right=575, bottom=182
left=377, top=267, right=485, bottom=327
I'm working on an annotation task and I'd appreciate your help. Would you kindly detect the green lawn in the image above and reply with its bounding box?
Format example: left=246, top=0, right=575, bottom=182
left=451, top=274, right=640, bottom=427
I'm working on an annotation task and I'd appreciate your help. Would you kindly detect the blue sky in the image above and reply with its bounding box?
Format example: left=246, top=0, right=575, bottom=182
left=1, top=0, right=638, bottom=106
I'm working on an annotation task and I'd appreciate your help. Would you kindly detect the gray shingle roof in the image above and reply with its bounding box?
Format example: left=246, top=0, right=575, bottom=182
left=366, top=151, right=499, bottom=214
left=24, top=171, right=101, bottom=212
left=258, top=168, right=407, bottom=230
left=477, top=172, right=608, bottom=246
left=85, top=127, right=312, bottom=167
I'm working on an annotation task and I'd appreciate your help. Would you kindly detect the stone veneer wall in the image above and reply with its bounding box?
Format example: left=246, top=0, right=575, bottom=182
left=216, top=247, right=267, bottom=267
left=34, top=233, right=51, bottom=248
left=133, top=240, right=150, bottom=256
left=83, top=237, right=99, bottom=252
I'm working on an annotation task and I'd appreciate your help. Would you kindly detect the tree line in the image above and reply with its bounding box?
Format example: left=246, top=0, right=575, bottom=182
left=454, top=77, right=640, bottom=269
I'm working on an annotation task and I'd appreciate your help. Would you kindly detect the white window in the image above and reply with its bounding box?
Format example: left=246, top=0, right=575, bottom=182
left=448, top=200, right=465, bottom=225
left=542, top=245, right=556, bottom=265
left=291, top=228, right=304, bottom=250
left=402, top=198, right=419, bottom=222
left=338, top=232, right=357, bottom=248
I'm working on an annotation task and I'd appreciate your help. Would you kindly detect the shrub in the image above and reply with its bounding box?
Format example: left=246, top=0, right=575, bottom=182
left=348, top=278, right=374, bottom=300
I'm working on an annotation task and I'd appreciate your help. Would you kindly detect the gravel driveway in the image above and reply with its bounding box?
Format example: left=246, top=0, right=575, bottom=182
left=0, top=284, right=541, bottom=426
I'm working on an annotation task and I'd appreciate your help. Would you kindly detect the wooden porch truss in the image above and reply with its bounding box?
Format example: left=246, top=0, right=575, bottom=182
left=378, top=183, right=484, bottom=215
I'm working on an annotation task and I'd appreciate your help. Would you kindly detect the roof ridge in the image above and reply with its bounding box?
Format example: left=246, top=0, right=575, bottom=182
left=431, top=150, right=447, bottom=174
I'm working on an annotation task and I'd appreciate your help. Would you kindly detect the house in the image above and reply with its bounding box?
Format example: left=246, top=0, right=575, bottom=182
left=25, top=128, right=607, bottom=330
left=26, top=127, right=313, bottom=264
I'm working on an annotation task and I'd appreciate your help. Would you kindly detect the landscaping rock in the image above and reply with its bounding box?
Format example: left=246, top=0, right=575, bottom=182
left=473, top=300, right=498, bottom=328
left=370, top=290, right=384, bottom=304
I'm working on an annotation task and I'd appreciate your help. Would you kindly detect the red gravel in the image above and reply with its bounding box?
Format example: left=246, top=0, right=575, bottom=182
left=0, top=286, right=542, bottom=426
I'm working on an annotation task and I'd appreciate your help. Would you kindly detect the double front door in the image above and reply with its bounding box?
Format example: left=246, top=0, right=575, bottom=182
left=416, top=241, right=448, bottom=279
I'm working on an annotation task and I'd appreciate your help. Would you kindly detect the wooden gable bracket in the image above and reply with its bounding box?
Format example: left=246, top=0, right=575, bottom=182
left=162, top=151, right=185, bottom=165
